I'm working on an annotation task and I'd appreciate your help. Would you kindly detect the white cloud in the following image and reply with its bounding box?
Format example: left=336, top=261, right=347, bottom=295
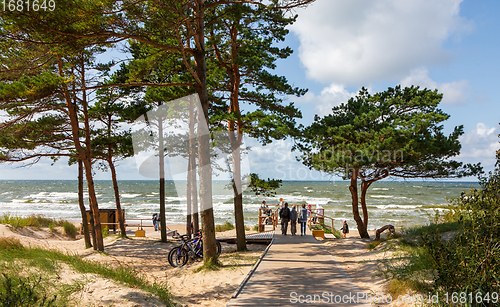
left=458, top=123, right=500, bottom=171
left=247, top=139, right=330, bottom=180
left=401, top=68, right=469, bottom=104
left=296, top=83, right=357, bottom=117
left=291, top=0, right=472, bottom=85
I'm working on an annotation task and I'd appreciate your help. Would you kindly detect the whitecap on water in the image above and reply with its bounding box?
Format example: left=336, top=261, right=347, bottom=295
left=121, top=193, right=142, bottom=198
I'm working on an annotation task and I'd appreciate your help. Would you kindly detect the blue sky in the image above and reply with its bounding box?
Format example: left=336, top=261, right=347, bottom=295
left=1, top=0, right=499, bottom=181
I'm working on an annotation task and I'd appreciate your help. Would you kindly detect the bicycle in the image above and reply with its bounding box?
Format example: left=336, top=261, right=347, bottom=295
left=168, top=232, right=222, bottom=267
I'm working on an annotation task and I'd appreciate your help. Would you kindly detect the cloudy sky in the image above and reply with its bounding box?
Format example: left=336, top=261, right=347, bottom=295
left=1, top=0, right=499, bottom=181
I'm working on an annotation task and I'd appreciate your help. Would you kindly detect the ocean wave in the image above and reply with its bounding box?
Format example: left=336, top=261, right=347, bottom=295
left=371, top=195, right=393, bottom=198
left=372, top=188, right=389, bottom=190
left=376, top=205, right=422, bottom=210
left=121, top=193, right=142, bottom=198
left=26, top=192, right=79, bottom=200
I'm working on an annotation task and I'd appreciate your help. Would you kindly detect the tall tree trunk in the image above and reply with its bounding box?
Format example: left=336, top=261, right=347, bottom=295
left=108, top=156, right=126, bottom=236
left=186, top=165, right=192, bottom=239
left=57, top=55, right=104, bottom=251
left=158, top=115, right=167, bottom=242
left=349, top=168, right=370, bottom=238
left=189, top=99, right=200, bottom=234
left=88, top=207, right=97, bottom=249
left=78, top=159, right=92, bottom=249
left=230, top=130, right=246, bottom=251
left=80, top=58, right=104, bottom=251
left=83, top=159, right=104, bottom=250
left=360, top=180, right=371, bottom=230
left=228, top=20, right=246, bottom=251
left=194, top=0, right=217, bottom=264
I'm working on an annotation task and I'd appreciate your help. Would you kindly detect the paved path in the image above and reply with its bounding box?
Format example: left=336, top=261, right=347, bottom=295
left=227, top=228, right=371, bottom=306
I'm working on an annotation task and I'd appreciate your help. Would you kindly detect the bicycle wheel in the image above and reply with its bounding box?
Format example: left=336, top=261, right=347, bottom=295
left=168, top=246, right=188, bottom=267
left=216, top=240, right=222, bottom=255
left=197, top=240, right=222, bottom=256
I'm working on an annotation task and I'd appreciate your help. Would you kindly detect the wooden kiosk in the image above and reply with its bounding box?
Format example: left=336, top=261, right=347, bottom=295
left=85, top=208, right=125, bottom=233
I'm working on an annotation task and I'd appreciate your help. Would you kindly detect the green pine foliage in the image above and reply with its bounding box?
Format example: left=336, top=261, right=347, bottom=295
left=299, top=86, right=479, bottom=178
left=247, top=173, right=282, bottom=197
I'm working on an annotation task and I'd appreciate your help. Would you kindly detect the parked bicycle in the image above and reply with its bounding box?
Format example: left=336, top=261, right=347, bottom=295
left=168, top=232, right=222, bottom=267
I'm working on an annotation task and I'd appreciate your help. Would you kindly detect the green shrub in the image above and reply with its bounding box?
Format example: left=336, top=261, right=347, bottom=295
left=49, top=223, right=56, bottom=233
left=311, top=223, right=342, bottom=238
left=332, top=228, right=342, bottom=239
left=379, top=160, right=500, bottom=302
left=102, top=226, right=109, bottom=238
left=0, top=273, right=57, bottom=307
left=215, top=221, right=235, bottom=232
left=253, top=225, right=259, bottom=232
left=62, top=222, right=78, bottom=239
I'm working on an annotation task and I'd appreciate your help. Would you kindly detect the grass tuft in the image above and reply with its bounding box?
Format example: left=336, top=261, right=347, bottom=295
left=194, top=258, right=222, bottom=272
left=0, top=237, right=25, bottom=251
left=0, top=273, right=57, bottom=307
left=62, top=221, right=78, bottom=239
left=367, top=233, right=402, bottom=250
left=215, top=221, right=235, bottom=232
left=0, top=239, right=174, bottom=305
left=403, top=221, right=460, bottom=237
left=0, top=213, right=66, bottom=229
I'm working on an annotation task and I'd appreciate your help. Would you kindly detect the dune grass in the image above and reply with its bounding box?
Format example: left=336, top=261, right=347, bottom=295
left=0, top=237, right=173, bottom=305
left=0, top=214, right=81, bottom=239
left=215, top=221, right=235, bottom=232
left=0, top=213, right=65, bottom=229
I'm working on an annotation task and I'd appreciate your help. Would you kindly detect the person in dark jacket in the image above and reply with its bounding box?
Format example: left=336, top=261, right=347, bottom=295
left=279, top=203, right=290, bottom=235
left=152, top=213, right=159, bottom=231
left=298, top=204, right=308, bottom=236
left=290, top=205, right=298, bottom=236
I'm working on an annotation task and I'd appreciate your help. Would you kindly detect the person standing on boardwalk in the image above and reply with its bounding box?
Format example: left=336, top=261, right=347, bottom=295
left=340, top=220, right=349, bottom=238
left=290, top=205, right=298, bottom=236
left=152, top=213, right=159, bottom=231
left=298, top=204, right=308, bottom=236
left=278, top=197, right=285, bottom=209
left=279, top=203, right=290, bottom=235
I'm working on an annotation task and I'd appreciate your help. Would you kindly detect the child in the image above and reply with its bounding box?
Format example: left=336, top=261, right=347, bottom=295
left=340, top=220, right=349, bottom=238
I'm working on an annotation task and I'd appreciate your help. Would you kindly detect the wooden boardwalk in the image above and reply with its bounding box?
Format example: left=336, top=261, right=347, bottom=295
left=218, top=230, right=274, bottom=244
left=227, top=229, right=371, bottom=306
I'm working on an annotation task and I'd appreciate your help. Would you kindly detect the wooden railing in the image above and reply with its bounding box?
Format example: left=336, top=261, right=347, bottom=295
left=308, top=209, right=335, bottom=233
left=257, top=208, right=278, bottom=232
left=81, top=218, right=173, bottom=234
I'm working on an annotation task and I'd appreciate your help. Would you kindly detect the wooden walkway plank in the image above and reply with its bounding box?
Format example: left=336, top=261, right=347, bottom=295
left=227, top=229, right=371, bottom=306
left=218, top=230, right=274, bottom=244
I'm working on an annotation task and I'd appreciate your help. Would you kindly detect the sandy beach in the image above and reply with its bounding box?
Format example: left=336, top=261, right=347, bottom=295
left=320, top=230, right=412, bottom=307
left=0, top=223, right=266, bottom=306
left=0, top=222, right=412, bottom=306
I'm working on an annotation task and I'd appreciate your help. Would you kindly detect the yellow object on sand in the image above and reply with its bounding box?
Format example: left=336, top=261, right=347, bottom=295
left=312, top=229, right=324, bottom=238
left=135, top=230, right=146, bottom=237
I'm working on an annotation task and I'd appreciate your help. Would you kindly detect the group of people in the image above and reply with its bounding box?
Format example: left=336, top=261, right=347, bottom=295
left=262, top=198, right=350, bottom=238
left=278, top=203, right=308, bottom=236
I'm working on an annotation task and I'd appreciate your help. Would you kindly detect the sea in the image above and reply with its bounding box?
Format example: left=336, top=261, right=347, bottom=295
left=0, top=180, right=479, bottom=230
